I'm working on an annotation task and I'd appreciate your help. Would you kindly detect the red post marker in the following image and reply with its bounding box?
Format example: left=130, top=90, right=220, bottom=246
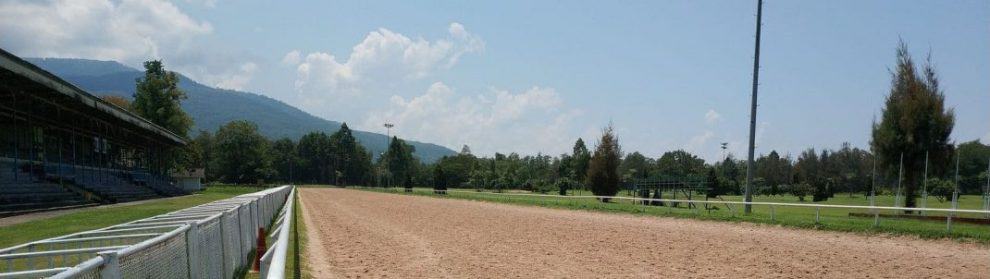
left=255, top=227, right=266, bottom=271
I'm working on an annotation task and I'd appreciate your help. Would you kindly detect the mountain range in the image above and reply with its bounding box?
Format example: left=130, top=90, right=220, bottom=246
left=26, top=58, right=456, bottom=162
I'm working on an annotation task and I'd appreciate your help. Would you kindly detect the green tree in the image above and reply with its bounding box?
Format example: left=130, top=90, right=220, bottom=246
left=100, top=95, right=132, bottom=111
left=177, top=130, right=210, bottom=173
left=956, top=140, right=990, bottom=194
left=433, top=164, right=447, bottom=193
left=755, top=150, right=792, bottom=195
left=718, top=155, right=743, bottom=195
left=330, top=123, right=372, bottom=186
left=571, top=138, right=591, bottom=185
left=794, top=148, right=827, bottom=201
left=212, top=121, right=273, bottom=184
left=655, top=150, right=705, bottom=177
left=620, top=152, right=653, bottom=180
left=437, top=153, right=477, bottom=188
left=270, top=138, right=298, bottom=183
left=383, top=136, right=417, bottom=189
left=297, top=132, right=333, bottom=184
left=587, top=124, right=622, bottom=201
left=187, top=131, right=215, bottom=181
left=871, top=42, right=955, bottom=209
left=133, top=60, right=193, bottom=138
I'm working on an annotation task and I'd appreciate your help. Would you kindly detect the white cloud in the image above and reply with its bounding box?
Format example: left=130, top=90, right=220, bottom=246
left=363, top=83, right=584, bottom=156
left=0, top=0, right=257, bottom=91
left=704, top=109, right=721, bottom=125
left=213, top=62, right=258, bottom=90
left=184, top=0, right=219, bottom=8
left=0, top=0, right=211, bottom=62
left=288, top=23, right=485, bottom=99
left=281, top=50, right=302, bottom=66
left=685, top=130, right=715, bottom=155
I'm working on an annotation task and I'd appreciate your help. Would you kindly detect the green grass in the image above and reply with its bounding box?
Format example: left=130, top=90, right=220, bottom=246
left=0, top=186, right=260, bottom=249
left=287, top=190, right=308, bottom=279
left=356, top=187, right=990, bottom=244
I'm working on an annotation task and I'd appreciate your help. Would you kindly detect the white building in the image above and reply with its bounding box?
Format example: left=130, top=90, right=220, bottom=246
left=172, top=168, right=205, bottom=192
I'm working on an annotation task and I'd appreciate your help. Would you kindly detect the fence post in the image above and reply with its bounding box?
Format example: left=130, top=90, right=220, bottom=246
left=815, top=207, right=821, bottom=225
left=186, top=221, right=202, bottom=279
left=251, top=200, right=259, bottom=244
left=219, top=211, right=230, bottom=279
left=98, top=251, right=121, bottom=279
left=947, top=192, right=958, bottom=233
left=873, top=209, right=880, bottom=228
left=234, top=208, right=244, bottom=269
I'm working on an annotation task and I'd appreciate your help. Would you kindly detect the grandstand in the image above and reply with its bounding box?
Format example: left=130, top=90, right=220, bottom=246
left=0, top=48, right=188, bottom=216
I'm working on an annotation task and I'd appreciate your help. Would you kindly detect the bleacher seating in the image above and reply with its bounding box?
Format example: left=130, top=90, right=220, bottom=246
left=1, top=159, right=189, bottom=216
left=72, top=168, right=162, bottom=203
left=0, top=165, right=92, bottom=214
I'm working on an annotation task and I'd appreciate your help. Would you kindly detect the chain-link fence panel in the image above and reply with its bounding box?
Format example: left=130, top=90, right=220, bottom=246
left=238, top=206, right=252, bottom=260
left=196, top=217, right=224, bottom=279
left=14, top=186, right=293, bottom=279
left=221, top=210, right=241, bottom=278
left=118, top=230, right=189, bottom=279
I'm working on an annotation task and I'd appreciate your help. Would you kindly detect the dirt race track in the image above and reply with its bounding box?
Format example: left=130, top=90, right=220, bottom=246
left=300, top=188, right=989, bottom=278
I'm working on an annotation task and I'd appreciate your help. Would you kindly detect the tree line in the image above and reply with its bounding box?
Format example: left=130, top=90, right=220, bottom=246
left=124, top=43, right=987, bottom=209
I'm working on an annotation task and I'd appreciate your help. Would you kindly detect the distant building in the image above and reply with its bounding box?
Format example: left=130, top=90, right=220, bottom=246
left=172, top=168, right=205, bottom=192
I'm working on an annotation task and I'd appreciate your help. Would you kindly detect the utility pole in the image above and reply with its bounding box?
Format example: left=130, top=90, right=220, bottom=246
left=743, top=0, right=764, bottom=214
left=720, top=142, right=728, bottom=162
left=383, top=122, right=394, bottom=188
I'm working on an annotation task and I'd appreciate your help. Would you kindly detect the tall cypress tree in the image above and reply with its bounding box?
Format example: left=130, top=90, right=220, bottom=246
left=871, top=41, right=955, bottom=209
left=587, top=124, right=622, bottom=201
left=571, top=138, right=591, bottom=187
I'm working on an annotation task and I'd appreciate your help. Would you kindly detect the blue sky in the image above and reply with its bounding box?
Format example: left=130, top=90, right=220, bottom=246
left=1, top=0, right=987, bottom=162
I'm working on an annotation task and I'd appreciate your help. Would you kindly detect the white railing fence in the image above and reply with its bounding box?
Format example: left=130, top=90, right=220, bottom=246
left=370, top=187, right=990, bottom=233
left=0, top=185, right=292, bottom=279
left=258, top=187, right=296, bottom=279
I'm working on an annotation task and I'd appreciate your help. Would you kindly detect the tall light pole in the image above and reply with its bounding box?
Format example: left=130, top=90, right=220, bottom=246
left=384, top=122, right=394, bottom=142
left=383, top=122, right=394, bottom=188
left=743, top=0, right=764, bottom=214
left=720, top=142, right=728, bottom=162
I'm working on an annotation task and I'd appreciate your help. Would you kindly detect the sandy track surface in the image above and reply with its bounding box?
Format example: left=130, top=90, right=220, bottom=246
left=300, top=188, right=989, bottom=278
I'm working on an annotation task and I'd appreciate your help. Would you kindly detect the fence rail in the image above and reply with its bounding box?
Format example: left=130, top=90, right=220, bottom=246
left=438, top=189, right=990, bottom=232
left=0, top=185, right=292, bottom=279
left=259, top=187, right=295, bottom=279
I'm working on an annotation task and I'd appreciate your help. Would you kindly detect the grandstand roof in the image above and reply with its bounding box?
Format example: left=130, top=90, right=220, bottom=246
left=0, top=48, right=186, bottom=145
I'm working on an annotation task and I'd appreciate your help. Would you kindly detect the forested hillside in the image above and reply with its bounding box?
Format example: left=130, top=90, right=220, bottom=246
left=27, top=58, right=455, bottom=162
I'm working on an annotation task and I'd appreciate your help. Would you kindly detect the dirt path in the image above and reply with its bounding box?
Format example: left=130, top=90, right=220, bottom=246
left=300, top=188, right=989, bottom=278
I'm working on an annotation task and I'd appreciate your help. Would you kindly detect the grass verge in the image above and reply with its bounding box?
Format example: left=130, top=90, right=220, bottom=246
left=0, top=186, right=260, bottom=248
left=356, top=187, right=990, bottom=244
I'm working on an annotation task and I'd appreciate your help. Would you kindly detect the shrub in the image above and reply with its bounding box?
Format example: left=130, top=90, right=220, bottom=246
left=556, top=178, right=572, bottom=196
left=927, top=178, right=955, bottom=203
left=650, top=189, right=664, bottom=206
left=790, top=183, right=813, bottom=202
left=532, top=180, right=557, bottom=194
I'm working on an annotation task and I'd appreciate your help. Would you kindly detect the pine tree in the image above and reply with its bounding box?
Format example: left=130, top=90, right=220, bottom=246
left=571, top=138, right=591, bottom=187
left=871, top=41, right=955, bottom=209
left=133, top=60, right=192, bottom=138
left=587, top=124, right=622, bottom=202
